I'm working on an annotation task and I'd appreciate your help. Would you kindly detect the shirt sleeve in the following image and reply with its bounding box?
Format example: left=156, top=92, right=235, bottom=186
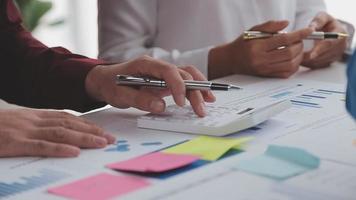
left=98, top=0, right=211, bottom=77
left=293, top=0, right=326, bottom=51
left=294, top=0, right=327, bottom=30
left=0, top=0, right=106, bottom=112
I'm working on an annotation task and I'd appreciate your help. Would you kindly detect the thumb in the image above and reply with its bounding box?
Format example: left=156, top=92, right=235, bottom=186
left=110, top=87, right=166, bottom=113
left=250, top=20, right=289, bottom=32
left=309, top=12, right=333, bottom=31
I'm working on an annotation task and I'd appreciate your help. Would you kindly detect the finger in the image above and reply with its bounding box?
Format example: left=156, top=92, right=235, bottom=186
left=34, top=127, right=108, bottom=148
left=36, top=118, right=105, bottom=137
left=309, top=12, right=334, bottom=30
left=263, top=51, right=303, bottom=78
left=180, top=66, right=216, bottom=103
left=305, top=50, right=340, bottom=69
left=179, top=70, right=206, bottom=117
left=267, top=42, right=303, bottom=63
left=309, top=40, right=339, bottom=59
left=18, top=139, right=80, bottom=157
left=250, top=20, right=289, bottom=32
left=141, top=88, right=171, bottom=98
left=104, top=133, right=116, bottom=144
left=112, top=86, right=166, bottom=113
left=126, top=56, right=186, bottom=106
left=36, top=110, right=96, bottom=127
left=266, top=28, right=312, bottom=51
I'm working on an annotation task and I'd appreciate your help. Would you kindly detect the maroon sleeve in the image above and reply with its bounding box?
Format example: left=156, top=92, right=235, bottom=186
left=0, top=0, right=106, bottom=112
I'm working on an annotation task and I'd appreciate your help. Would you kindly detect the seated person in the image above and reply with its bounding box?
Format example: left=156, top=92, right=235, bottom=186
left=347, top=51, right=356, bottom=119
left=98, top=0, right=347, bottom=80
left=0, top=0, right=215, bottom=158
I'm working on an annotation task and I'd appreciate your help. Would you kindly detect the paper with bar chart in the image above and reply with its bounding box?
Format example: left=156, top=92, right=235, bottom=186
left=0, top=78, right=353, bottom=200
left=226, top=79, right=348, bottom=145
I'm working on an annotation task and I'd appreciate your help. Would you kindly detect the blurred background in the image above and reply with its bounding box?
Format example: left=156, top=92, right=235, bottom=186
left=20, top=0, right=356, bottom=59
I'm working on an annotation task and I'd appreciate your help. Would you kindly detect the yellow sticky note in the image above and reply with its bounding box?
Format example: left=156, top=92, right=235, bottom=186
left=163, top=136, right=252, bottom=161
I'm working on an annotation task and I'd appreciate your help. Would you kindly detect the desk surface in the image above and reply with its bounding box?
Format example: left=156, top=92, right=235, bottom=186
left=0, top=62, right=354, bottom=200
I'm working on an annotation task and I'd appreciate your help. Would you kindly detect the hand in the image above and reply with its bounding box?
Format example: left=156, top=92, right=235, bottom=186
left=208, top=21, right=312, bottom=79
left=302, top=12, right=347, bottom=69
left=85, top=56, right=216, bottom=117
left=0, top=109, right=115, bottom=158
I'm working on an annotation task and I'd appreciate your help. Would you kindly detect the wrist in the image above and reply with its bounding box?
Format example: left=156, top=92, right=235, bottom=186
left=85, top=65, right=107, bottom=102
left=208, top=44, right=234, bottom=80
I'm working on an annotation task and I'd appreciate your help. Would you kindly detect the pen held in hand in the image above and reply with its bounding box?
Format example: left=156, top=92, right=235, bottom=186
left=116, top=75, right=242, bottom=91
left=243, top=31, right=349, bottom=40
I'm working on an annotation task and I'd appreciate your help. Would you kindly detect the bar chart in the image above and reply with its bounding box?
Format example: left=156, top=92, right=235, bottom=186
left=0, top=168, right=69, bottom=199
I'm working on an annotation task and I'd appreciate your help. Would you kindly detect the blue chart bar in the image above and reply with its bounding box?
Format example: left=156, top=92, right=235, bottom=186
left=317, top=89, right=345, bottom=94
left=313, top=90, right=332, bottom=95
left=271, top=91, right=293, bottom=99
left=301, top=94, right=326, bottom=99
left=291, top=100, right=321, bottom=108
left=0, top=169, right=69, bottom=199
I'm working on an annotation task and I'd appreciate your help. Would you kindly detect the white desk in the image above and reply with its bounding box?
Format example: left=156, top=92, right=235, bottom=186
left=0, top=62, right=354, bottom=200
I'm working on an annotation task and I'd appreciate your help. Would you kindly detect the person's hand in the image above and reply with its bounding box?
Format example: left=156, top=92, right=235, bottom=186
left=0, top=109, right=115, bottom=158
left=208, top=21, right=312, bottom=79
left=302, top=12, right=347, bottom=69
left=85, top=56, right=216, bottom=117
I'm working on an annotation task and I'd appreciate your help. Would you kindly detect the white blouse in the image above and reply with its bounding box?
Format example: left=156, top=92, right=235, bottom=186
left=98, top=0, right=326, bottom=76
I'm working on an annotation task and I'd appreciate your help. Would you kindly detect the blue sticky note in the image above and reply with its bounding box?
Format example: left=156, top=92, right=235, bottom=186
left=236, top=145, right=320, bottom=180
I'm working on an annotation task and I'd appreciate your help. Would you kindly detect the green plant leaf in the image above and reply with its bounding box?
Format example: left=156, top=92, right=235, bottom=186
left=14, top=0, right=53, bottom=32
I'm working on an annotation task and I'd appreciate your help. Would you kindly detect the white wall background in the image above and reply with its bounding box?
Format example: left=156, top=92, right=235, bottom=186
left=33, top=0, right=356, bottom=59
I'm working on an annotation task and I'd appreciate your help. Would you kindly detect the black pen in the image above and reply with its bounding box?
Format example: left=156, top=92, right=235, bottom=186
left=116, top=75, right=242, bottom=91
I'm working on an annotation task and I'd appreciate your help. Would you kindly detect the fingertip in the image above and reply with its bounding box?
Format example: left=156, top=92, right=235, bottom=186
left=95, top=137, right=108, bottom=147
left=64, top=146, right=81, bottom=157
left=208, top=91, right=216, bottom=102
left=279, top=20, right=289, bottom=26
left=104, top=133, right=116, bottom=144
left=175, top=94, right=186, bottom=107
left=310, top=51, right=318, bottom=60
left=197, top=103, right=207, bottom=117
left=309, top=22, right=318, bottom=30
left=149, top=99, right=166, bottom=113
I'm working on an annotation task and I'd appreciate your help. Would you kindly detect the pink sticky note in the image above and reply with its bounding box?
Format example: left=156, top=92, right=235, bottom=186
left=107, top=152, right=200, bottom=173
left=48, top=173, right=149, bottom=200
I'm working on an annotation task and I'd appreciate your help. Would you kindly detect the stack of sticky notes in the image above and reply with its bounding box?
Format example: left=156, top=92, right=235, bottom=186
left=236, top=145, right=320, bottom=180
left=107, top=152, right=200, bottom=173
left=49, top=136, right=252, bottom=199
left=48, top=173, right=149, bottom=200
left=163, top=136, right=252, bottom=161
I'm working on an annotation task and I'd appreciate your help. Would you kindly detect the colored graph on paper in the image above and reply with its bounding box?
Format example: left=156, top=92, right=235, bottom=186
left=0, top=168, right=69, bottom=199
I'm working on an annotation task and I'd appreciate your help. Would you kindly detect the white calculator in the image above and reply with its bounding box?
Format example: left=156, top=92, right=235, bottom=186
left=137, top=100, right=290, bottom=136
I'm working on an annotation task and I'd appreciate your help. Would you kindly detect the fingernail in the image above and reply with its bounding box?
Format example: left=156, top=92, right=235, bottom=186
left=309, top=22, right=317, bottom=30
left=199, top=103, right=207, bottom=117
left=209, top=91, right=216, bottom=102
left=310, top=52, right=317, bottom=59
left=178, top=94, right=186, bottom=107
left=95, top=137, right=107, bottom=146
left=104, top=133, right=116, bottom=144
left=67, top=147, right=80, bottom=157
left=150, top=100, right=165, bottom=113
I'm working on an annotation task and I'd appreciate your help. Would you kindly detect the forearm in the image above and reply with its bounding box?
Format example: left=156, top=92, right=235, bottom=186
left=3, top=25, right=105, bottom=112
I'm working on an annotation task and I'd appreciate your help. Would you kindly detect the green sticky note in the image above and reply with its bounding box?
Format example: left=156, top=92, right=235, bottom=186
left=236, top=145, right=320, bottom=180
left=163, top=136, right=252, bottom=161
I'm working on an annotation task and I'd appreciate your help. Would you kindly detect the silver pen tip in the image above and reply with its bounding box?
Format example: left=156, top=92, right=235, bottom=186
left=230, top=85, right=242, bottom=90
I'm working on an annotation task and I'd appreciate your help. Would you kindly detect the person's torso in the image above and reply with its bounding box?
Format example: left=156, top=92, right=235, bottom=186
left=154, top=0, right=297, bottom=51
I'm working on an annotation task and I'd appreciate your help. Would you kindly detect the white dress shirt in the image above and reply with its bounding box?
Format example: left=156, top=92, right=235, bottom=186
left=98, top=0, right=326, bottom=76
